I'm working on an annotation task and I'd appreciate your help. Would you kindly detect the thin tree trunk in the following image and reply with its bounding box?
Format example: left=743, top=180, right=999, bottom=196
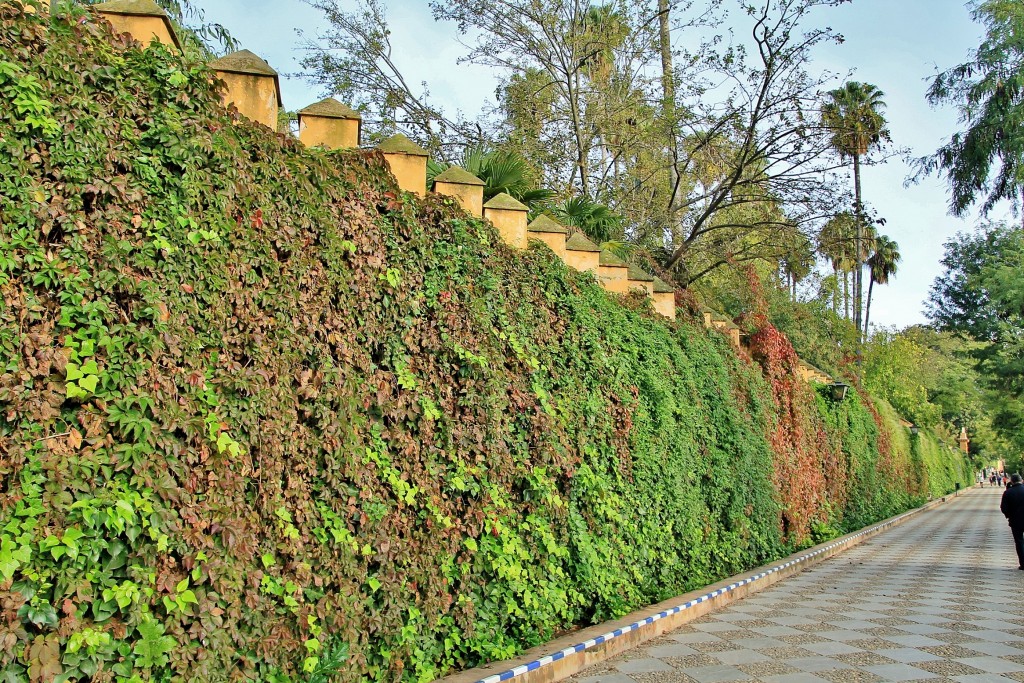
left=569, top=67, right=590, bottom=196
left=864, top=276, right=874, bottom=339
left=843, top=270, right=850, bottom=319
left=853, top=153, right=864, bottom=338
left=658, top=0, right=681, bottom=230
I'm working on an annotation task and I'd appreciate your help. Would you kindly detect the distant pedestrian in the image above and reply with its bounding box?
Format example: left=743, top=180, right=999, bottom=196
left=999, top=473, right=1024, bottom=570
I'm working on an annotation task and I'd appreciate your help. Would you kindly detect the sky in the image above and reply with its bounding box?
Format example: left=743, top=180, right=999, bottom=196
left=198, top=0, right=1004, bottom=330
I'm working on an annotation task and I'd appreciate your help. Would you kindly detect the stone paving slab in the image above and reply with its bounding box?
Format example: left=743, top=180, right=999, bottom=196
left=568, top=488, right=1024, bottom=683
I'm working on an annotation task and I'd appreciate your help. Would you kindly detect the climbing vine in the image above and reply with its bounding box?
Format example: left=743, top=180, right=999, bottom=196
left=0, top=6, right=964, bottom=682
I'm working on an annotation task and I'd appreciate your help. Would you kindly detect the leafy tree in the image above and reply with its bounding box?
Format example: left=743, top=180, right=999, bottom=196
left=863, top=234, right=901, bottom=337
left=927, top=222, right=1021, bottom=339
left=821, top=81, right=890, bottom=335
left=916, top=0, right=1024, bottom=222
left=299, top=0, right=466, bottom=154
left=653, top=0, right=853, bottom=286
left=928, top=223, right=1024, bottom=459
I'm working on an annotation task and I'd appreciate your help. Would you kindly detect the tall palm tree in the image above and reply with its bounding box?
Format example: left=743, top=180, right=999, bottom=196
left=863, top=235, right=901, bottom=337
left=818, top=213, right=857, bottom=317
left=822, top=82, right=890, bottom=337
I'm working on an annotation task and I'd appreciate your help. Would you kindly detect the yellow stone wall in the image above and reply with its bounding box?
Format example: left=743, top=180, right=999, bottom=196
left=729, top=328, right=741, bottom=348
left=383, top=153, right=427, bottom=197
left=436, top=182, right=484, bottom=217
left=598, top=265, right=629, bottom=294
left=628, top=279, right=655, bottom=296
left=484, top=208, right=528, bottom=249
left=653, top=292, right=676, bottom=319
left=530, top=232, right=567, bottom=259
left=298, top=116, right=359, bottom=150
left=217, top=72, right=278, bottom=129
left=100, top=14, right=176, bottom=49
left=564, top=250, right=599, bottom=273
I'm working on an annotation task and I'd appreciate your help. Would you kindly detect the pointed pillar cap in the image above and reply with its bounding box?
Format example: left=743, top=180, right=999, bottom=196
left=484, top=192, right=528, bottom=212
left=528, top=215, right=567, bottom=234
left=209, top=49, right=283, bottom=107
left=626, top=264, right=655, bottom=282
left=434, top=165, right=485, bottom=186
left=653, top=277, right=675, bottom=293
left=599, top=249, right=627, bottom=267
left=378, top=133, right=429, bottom=157
left=565, top=232, right=601, bottom=252
left=298, top=98, right=361, bottom=120
left=93, top=0, right=181, bottom=49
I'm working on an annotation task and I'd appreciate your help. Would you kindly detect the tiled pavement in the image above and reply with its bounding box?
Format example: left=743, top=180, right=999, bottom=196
left=568, top=487, right=1024, bottom=683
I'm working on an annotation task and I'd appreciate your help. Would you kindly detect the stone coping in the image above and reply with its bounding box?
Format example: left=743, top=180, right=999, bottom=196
left=484, top=192, right=529, bottom=212
left=528, top=215, right=567, bottom=234
left=652, top=277, right=674, bottom=294
left=378, top=133, right=429, bottom=156
left=565, top=233, right=601, bottom=252
left=598, top=249, right=626, bottom=267
left=626, top=264, right=654, bottom=282
left=435, top=165, right=485, bottom=186
left=437, top=492, right=963, bottom=683
left=298, top=97, right=361, bottom=120
left=93, top=0, right=167, bottom=16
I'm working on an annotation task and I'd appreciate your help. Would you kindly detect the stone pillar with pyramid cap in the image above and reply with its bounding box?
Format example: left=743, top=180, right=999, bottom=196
left=598, top=250, right=629, bottom=294
left=483, top=193, right=529, bottom=249
left=297, top=98, right=361, bottom=149
left=378, top=134, right=429, bottom=196
left=564, top=232, right=601, bottom=272
left=527, top=215, right=568, bottom=259
left=433, top=166, right=485, bottom=216
left=208, top=50, right=282, bottom=130
left=959, top=427, right=970, bottom=454
left=93, top=0, right=180, bottom=49
left=627, top=264, right=655, bottom=296
left=652, top=277, right=676, bottom=320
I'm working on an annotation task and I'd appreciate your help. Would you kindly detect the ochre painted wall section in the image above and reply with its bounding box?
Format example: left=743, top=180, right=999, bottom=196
left=653, top=292, right=676, bottom=319
left=485, top=208, right=528, bottom=249
left=99, top=14, right=176, bottom=48
left=382, top=153, right=427, bottom=196
left=217, top=72, right=279, bottom=129
left=564, top=250, right=599, bottom=272
left=529, top=232, right=567, bottom=259
left=436, top=182, right=484, bottom=217
left=298, top=116, right=359, bottom=150
left=599, top=265, right=629, bottom=293
left=628, top=279, right=655, bottom=296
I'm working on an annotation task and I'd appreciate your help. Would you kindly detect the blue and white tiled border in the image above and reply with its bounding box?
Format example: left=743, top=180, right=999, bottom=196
left=474, top=499, right=946, bottom=683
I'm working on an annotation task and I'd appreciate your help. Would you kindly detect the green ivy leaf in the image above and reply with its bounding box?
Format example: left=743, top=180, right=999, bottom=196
left=133, top=618, right=175, bottom=668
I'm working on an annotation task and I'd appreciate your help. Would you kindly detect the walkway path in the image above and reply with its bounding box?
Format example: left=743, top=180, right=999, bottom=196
left=568, top=487, right=1024, bottom=683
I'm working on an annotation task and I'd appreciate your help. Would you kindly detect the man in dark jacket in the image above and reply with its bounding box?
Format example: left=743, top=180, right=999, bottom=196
left=1000, top=473, right=1024, bottom=569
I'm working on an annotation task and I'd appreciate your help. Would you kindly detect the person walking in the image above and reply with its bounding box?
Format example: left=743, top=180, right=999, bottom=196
left=1000, top=473, right=1024, bottom=570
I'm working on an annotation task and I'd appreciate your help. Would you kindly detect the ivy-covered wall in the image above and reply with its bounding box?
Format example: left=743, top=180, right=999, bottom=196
left=0, top=7, right=969, bottom=682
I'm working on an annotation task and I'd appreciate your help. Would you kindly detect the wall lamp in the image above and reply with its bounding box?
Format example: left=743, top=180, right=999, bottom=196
left=828, top=381, right=850, bottom=401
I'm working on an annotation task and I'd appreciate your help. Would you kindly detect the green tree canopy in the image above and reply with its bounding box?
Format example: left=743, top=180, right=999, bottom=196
left=917, top=0, right=1024, bottom=220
